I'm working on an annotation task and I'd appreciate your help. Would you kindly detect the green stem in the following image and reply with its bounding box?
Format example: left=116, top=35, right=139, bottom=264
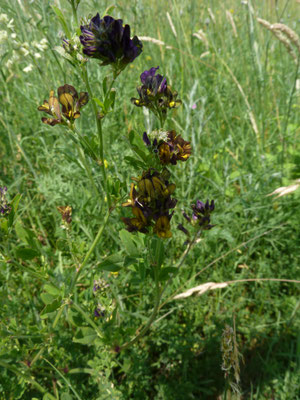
left=69, top=210, right=110, bottom=293
left=280, top=55, right=299, bottom=182
left=43, top=357, right=83, bottom=400
left=120, top=264, right=161, bottom=351
left=159, top=229, right=202, bottom=305
left=70, top=0, right=78, bottom=26
left=52, top=304, right=66, bottom=329
left=81, top=66, right=111, bottom=207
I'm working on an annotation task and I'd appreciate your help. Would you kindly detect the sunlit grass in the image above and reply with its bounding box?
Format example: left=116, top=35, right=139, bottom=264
left=0, top=0, right=300, bottom=398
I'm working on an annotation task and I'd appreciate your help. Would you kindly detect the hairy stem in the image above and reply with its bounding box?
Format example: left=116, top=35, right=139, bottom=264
left=81, top=66, right=111, bottom=207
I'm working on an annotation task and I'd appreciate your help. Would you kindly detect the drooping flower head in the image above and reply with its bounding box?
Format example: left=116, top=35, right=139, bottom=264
left=0, top=186, right=11, bottom=216
left=131, top=67, right=182, bottom=121
left=80, top=14, right=143, bottom=70
left=38, top=84, right=89, bottom=126
left=143, top=130, right=191, bottom=165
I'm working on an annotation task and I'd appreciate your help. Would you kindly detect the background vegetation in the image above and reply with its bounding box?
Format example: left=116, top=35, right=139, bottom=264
left=0, top=0, right=300, bottom=398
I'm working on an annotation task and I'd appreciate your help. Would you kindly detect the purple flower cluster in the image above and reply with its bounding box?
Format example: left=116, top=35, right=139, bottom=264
left=80, top=14, right=143, bottom=68
left=131, top=66, right=182, bottom=118
left=178, top=200, right=215, bottom=238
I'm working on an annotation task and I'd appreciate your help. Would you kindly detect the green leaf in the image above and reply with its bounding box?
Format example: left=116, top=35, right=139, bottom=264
left=15, top=221, right=35, bottom=246
left=40, top=298, right=62, bottom=319
left=159, top=267, right=178, bottom=281
left=93, top=97, right=105, bottom=110
left=44, top=284, right=61, bottom=296
left=138, top=261, right=146, bottom=281
left=15, top=247, right=39, bottom=260
left=128, top=130, right=149, bottom=163
left=124, top=156, right=147, bottom=169
left=102, top=76, right=108, bottom=95
left=104, top=89, right=116, bottom=111
left=51, top=6, right=71, bottom=38
left=61, top=394, right=74, bottom=400
left=97, top=253, right=123, bottom=272
left=41, top=293, right=56, bottom=305
left=119, top=229, right=139, bottom=257
left=102, top=5, right=116, bottom=17
left=73, top=327, right=97, bottom=345
left=123, top=255, right=138, bottom=268
left=151, top=237, right=165, bottom=268
left=0, top=218, right=8, bottom=234
left=8, top=193, right=21, bottom=228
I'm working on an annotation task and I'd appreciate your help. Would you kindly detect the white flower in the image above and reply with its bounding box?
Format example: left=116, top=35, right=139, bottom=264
left=34, top=52, right=41, bottom=59
left=0, top=14, right=9, bottom=24
left=148, top=129, right=169, bottom=142
left=33, top=39, right=48, bottom=51
left=20, top=47, right=29, bottom=56
left=76, top=53, right=85, bottom=61
left=7, top=19, right=14, bottom=30
left=0, top=30, right=8, bottom=44
left=5, top=59, right=13, bottom=69
left=39, top=38, right=48, bottom=50
left=11, top=33, right=16, bottom=39
left=23, top=64, right=33, bottom=73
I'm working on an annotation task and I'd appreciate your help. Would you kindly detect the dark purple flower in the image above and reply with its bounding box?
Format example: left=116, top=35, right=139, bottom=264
left=94, top=305, right=105, bottom=318
left=131, top=67, right=181, bottom=123
left=114, top=345, right=121, bottom=353
left=192, top=199, right=215, bottom=216
left=143, top=132, right=151, bottom=146
left=140, top=66, right=167, bottom=94
left=191, top=199, right=215, bottom=229
left=182, top=211, right=191, bottom=223
left=179, top=199, right=215, bottom=234
left=80, top=14, right=143, bottom=68
left=178, top=223, right=189, bottom=235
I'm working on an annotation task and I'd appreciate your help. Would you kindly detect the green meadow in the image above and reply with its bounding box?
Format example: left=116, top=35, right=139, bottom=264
left=0, top=0, right=300, bottom=398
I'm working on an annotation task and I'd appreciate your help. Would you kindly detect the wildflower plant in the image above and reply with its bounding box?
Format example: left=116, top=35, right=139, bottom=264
left=33, top=0, right=215, bottom=361
left=2, top=1, right=300, bottom=398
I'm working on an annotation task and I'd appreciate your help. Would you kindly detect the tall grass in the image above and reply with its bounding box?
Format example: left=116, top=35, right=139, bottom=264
left=0, top=0, right=300, bottom=398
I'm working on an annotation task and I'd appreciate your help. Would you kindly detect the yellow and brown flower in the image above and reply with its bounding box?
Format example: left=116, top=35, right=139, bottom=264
left=158, top=130, right=191, bottom=165
left=121, top=206, right=148, bottom=233
left=38, top=84, right=89, bottom=126
left=154, top=216, right=172, bottom=238
left=122, top=168, right=177, bottom=238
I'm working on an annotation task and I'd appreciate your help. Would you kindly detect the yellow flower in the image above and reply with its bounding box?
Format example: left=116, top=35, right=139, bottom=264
left=154, top=216, right=172, bottom=238
left=38, top=84, right=89, bottom=126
